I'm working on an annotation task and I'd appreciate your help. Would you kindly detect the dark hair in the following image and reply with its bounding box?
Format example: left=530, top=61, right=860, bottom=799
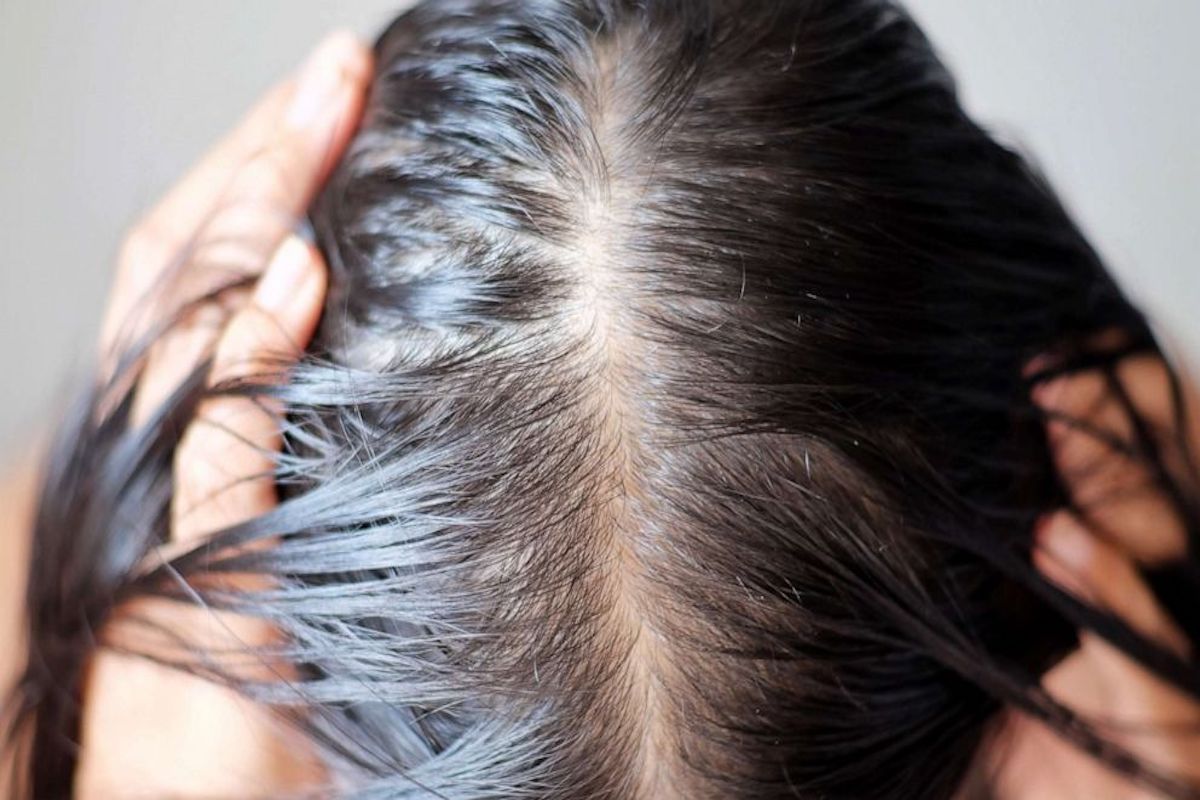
left=7, top=0, right=1200, bottom=797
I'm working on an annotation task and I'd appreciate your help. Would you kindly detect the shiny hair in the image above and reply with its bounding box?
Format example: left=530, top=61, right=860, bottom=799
left=8, top=0, right=1200, bottom=797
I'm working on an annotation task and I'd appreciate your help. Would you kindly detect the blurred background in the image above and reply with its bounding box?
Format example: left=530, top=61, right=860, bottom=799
left=1, top=1, right=1197, bottom=455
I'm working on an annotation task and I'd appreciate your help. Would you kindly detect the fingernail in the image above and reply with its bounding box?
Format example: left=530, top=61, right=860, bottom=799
left=255, top=237, right=311, bottom=312
left=1039, top=514, right=1093, bottom=571
left=285, top=31, right=361, bottom=129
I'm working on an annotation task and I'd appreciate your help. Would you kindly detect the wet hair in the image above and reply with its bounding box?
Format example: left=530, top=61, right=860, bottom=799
left=7, top=0, right=1200, bottom=797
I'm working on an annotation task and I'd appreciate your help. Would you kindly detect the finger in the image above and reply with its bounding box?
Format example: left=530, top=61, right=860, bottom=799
left=128, top=289, right=247, bottom=427
left=1035, top=514, right=1200, bottom=783
left=171, top=236, right=326, bottom=544
left=141, top=79, right=294, bottom=256
left=1114, top=354, right=1200, bottom=482
left=85, top=237, right=330, bottom=800
left=1027, top=636, right=1200, bottom=797
left=99, top=79, right=292, bottom=358
left=103, top=32, right=369, bottom=377
left=77, top=648, right=324, bottom=798
left=1033, top=358, right=1189, bottom=565
left=195, top=31, right=371, bottom=276
left=1035, top=511, right=1189, bottom=657
left=124, top=34, right=370, bottom=425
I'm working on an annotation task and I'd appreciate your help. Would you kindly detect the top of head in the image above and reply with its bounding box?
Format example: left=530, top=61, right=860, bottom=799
left=301, top=0, right=1140, bottom=797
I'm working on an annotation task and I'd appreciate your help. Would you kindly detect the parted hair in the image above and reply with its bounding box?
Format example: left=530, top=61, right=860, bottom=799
left=9, top=0, right=1200, bottom=798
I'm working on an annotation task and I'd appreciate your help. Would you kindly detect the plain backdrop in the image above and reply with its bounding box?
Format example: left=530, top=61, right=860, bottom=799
left=1, top=1, right=1197, bottom=454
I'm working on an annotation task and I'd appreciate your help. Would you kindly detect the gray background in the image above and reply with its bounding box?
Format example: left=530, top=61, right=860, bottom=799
left=1, top=1, right=1197, bottom=457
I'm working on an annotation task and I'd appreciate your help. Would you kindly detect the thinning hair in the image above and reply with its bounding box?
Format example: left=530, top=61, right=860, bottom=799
left=8, top=0, right=1200, bottom=797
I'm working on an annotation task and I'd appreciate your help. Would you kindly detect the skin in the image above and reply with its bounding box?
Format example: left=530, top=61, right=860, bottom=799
left=0, top=443, right=37, bottom=796
left=1, top=31, right=371, bottom=798
left=0, top=29, right=1196, bottom=798
left=993, top=353, right=1200, bottom=798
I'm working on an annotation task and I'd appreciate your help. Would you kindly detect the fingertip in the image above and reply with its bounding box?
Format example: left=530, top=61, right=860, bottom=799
left=203, top=236, right=324, bottom=389
left=286, top=31, right=372, bottom=130
left=308, top=30, right=373, bottom=95
left=253, top=236, right=325, bottom=317
left=326, top=29, right=373, bottom=85
left=1036, top=511, right=1189, bottom=655
left=324, top=30, right=369, bottom=62
left=1037, top=512, right=1094, bottom=574
left=1031, top=375, right=1067, bottom=414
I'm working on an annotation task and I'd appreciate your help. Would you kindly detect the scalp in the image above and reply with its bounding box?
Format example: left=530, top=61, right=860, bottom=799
left=297, top=0, right=1137, bottom=797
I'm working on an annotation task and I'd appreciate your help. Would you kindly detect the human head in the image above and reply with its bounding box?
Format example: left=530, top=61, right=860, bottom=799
left=15, top=0, right=1200, bottom=797
left=295, top=0, right=1186, bottom=795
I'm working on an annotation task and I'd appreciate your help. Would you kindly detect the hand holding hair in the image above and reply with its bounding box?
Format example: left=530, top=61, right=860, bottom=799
left=71, top=32, right=370, bottom=799
left=995, top=353, right=1200, bottom=798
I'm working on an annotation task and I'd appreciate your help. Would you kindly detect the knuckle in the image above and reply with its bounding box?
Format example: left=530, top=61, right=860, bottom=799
left=214, top=307, right=293, bottom=378
left=214, top=312, right=267, bottom=370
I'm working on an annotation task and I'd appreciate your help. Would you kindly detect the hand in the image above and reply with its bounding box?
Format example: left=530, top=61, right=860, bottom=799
left=73, top=32, right=372, bottom=799
left=995, top=351, right=1200, bottom=798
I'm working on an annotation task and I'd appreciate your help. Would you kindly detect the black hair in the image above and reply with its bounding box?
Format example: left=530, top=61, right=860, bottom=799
left=7, top=0, right=1200, bottom=797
